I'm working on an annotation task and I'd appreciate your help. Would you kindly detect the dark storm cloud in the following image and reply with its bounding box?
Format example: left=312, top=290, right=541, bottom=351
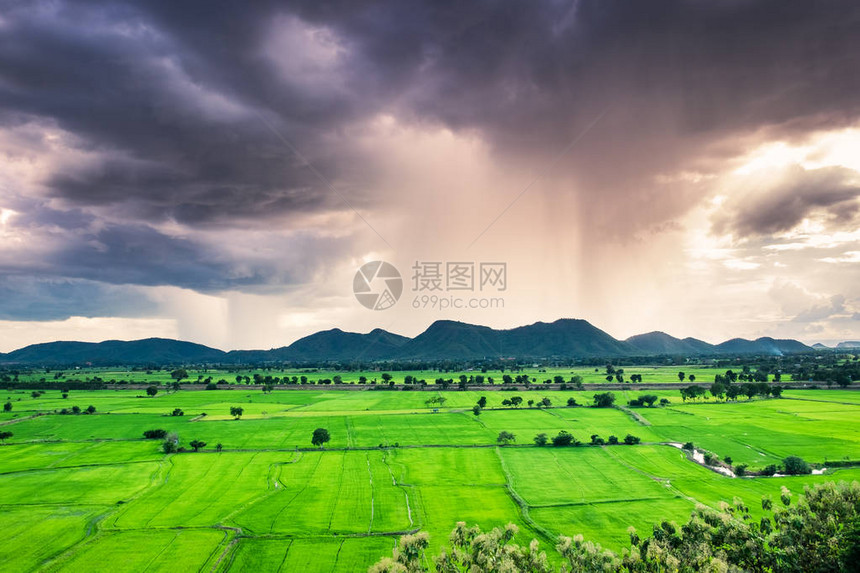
left=2, top=0, right=860, bottom=296
left=0, top=276, right=157, bottom=320
left=713, top=166, right=860, bottom=238
left=32, top=222, right=348, bottom=293
left=3, top=1, right=858, bottom=224
left=0, top=0, right=369, bottom=226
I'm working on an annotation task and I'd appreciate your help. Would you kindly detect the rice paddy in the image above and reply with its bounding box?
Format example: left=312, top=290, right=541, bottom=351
left=0, top=385, right=858, bottom=571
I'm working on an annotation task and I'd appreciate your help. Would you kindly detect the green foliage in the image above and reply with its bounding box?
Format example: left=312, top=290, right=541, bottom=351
left=533, top=433, right=548, bottom=446
left=189, top=440, right=206, bottom=452
left=623, top=434, right=641, bottom=445
left=496, top=431, right=516, bottom=445
left=145, top=386, right=158, bottom=397
left=592, top=392, right=616, bottom=408
left=142, top=429, right=167, bottom=440
left=368, top=532, right=429, bottom=573
left=0, top=430, right=12, bottom=443
left=170, top=369, right=188, bottom=381
left=436, top=523, right=551, bottom=573
left=783, top=455, right=812, bottom=475
left=761, top=464, right=779, bottom=476
left=311, top=427, right=331, bottom=448
left=552, top=430, right=575, bottom=447
left=230, top=406, right=244, bottom=419
left=371, top=481, right=860, bottom=573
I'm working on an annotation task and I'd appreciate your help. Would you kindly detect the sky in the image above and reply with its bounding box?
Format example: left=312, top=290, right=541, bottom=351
left=0, top=0, right=859, bottom=352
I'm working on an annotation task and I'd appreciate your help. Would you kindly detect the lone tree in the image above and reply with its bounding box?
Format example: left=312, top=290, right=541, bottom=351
left=0, top=431, right=12, bottom=444
left=230, top=406, right=244, bottom=419
left=783, top=455, right=812, bottom=475
left=497, top=431, right=516, bottom=445
left=189, top=439, right=206, bottom=452
left=533, top=433, right=548, bottom=446
left=592, top=392, right=616, bottom=408
left=312, top=428, right=331, bottom=448
left=552, top=430, right=575, bottom=447
left=3, top=402, right=11, bottom=412
left=85, top=405, right=96, bottom=414
left=170, top=368, right=188, bottom=382
left=472, top=405, right=482, bottom=416
left=477, top=396, right=488, bottom=409
left=146, top=386, right=159, bottom=397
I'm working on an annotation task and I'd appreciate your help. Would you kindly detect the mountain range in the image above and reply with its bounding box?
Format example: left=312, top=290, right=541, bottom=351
left=0, top=318, right=847, bottom=366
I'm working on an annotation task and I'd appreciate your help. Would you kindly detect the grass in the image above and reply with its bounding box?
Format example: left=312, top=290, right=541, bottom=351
left=0, top=387, right=857, bottom=571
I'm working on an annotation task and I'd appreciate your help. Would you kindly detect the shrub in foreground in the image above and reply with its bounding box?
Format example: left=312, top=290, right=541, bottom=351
left=370, top=481, right=860, bottom=572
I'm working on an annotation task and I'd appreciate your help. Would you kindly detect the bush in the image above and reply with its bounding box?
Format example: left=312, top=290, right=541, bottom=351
left=624, top=434, right=641, bottom=445
left=783, top=455, right=812, bottom=475
left=552, top=431, right=575, bottom=447
left=533, top=433, right=548, bottom=447
left=735, top=464, right=748, bottom=476
left=760, top=464, right=778, bottom=476
left=369, top=481, right=860, bottom=573
left=682, top=442, right=694, bottom=450
left=608, top=435, right=619, bottom=445
left=592, top=392, right=616, bottom=408
left=143, top=429, right=167, bottom=440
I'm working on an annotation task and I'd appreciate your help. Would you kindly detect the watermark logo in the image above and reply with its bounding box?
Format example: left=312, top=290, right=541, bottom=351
left=354, top=260, right=507, bottom=311
left=353, top=261, right=403, bottom=310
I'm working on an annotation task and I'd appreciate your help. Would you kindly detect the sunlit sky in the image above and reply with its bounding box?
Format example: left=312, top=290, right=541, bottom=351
left=0, top=1, right=858, bottom=351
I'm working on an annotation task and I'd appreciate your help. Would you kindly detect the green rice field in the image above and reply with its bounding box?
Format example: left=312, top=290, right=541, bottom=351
left=0, top=386, right=858, bottom=571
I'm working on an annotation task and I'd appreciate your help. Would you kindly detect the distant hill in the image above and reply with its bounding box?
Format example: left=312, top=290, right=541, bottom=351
left=715, top=337, right=813, bottom=356
left=812, top=343, right=830, bottom=349
left=625, top=331, right=716, bottom=355
left=836, top=341, right=860, bottom=349
left=271, top=328, right=409, bottom=361
left=501, top=319, right=636, bottom=358
left=0, top=338, right=226, bottom=365
left=397, top=319, right=636, bottom=359
left=0, top=319, right=820, bottom=365
left=397, top=320, right=501, bottom=359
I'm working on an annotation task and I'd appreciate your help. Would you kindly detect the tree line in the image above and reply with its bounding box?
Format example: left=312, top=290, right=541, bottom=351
left=369, top=481, right=859, bottom=572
